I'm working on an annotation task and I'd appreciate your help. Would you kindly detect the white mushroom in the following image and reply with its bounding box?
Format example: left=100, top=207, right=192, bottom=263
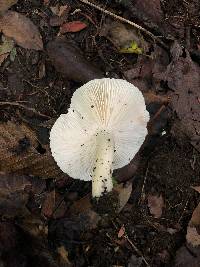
left=50, top=78, right=149, bottom=198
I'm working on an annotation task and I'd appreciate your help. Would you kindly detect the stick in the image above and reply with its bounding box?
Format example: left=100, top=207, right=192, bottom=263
left=125, top=234, right=150, bottom=267
left=79, top=0, right=168, bottom=49
left=0, top=101, right=51, bottom=119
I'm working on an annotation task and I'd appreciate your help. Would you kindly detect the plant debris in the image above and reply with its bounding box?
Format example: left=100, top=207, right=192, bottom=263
left=0, top=0, right=200, bottom=266
left=0, top=11, right=43, bottom=50
left=60, top=21, right=87, bottom=33
left=0, top=0, right=17, bottom=14
left=147, top=194, right=165, bottom=218
left=47, top=37, right=104, bottom=83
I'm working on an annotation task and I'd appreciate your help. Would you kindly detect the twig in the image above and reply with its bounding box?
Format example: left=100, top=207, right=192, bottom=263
left=139, top=163, right=149, bottom=204
left=79, top=0, right=168, bottom=49
left=124, top=234, right=150, bottom=267
left=0, top=101, right=51, bottom=119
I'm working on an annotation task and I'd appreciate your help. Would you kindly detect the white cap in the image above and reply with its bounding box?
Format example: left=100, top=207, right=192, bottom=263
left=50, top=78, right=149, bottom=182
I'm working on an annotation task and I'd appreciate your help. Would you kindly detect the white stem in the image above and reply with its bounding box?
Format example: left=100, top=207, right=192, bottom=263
left=92, top=131, right=114, bottom=198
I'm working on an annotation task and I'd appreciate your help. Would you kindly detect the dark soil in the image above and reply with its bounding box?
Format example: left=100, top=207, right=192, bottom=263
left=1, top=1, right=200, bottom=267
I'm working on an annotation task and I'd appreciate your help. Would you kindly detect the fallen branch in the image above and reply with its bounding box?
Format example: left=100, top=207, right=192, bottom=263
left=79, top=0, right=168, bottom=49
left=0, top=101, right=51, bottom=119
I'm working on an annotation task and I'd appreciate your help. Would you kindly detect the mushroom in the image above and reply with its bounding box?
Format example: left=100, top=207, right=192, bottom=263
left=50, top=78, right=149, bottom=198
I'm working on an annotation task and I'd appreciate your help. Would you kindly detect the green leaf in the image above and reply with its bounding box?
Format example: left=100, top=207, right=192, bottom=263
left=119, top=40, right=143, bottom=54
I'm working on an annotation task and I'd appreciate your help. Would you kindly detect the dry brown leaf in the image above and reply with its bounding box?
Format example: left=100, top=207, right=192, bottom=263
left=186, top=202, right=200, bottom=246
left=0, top=173, right=45, bottom=217
left=0, top=0, right=17, bottom=14
left=0, top=11, right=43, bottom=50
left=147, top=194, right=165, bottom=218
left=156, top=42, right=200, bottom=152
left=175, top=245, right=200, bottom=267
left=118, top=225, right=125, bottom=238
left=41, top=190, right=56, bottom=218
left=191, top=186, right=200, bottom=193
left=69, top=194, right=92, bottom=216
left=57, top=246, right=72, bottom=267
left=114, top=182, right=132, bottom=212
left=0, top=52, right=9, bottom=65
left=0, top=122, right=68, bottom=179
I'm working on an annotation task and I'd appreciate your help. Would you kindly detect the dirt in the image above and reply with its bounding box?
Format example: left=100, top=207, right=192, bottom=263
left=1, top=0, right=200, bottom=267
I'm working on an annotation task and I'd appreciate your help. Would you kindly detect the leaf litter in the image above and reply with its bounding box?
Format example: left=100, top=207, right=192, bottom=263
left=0, top=0, right=200, bottom=267
left=0, top=11, right=43, bottom=50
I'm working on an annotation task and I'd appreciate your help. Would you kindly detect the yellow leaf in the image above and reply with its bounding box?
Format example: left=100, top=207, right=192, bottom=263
left=119, top=41, right=143, bottom=54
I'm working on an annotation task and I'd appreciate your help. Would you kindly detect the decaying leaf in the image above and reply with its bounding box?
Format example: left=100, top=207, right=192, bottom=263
left=47, top=37, right=103, bottom=83
left=69, top=194, right=92, bottom=216
left=156, top=42, right=200, bottom=152
left=118, top=225, right=126, bottom=238
left=0, top=122, right=68, bottom=179
left=0, top=35, right=14, bottom=55
left=60, top=21, right=87, bottom=33
left=175, top=245, right=200, bottom=267
left=100, top=20, right=148, bottom=53
left=57, top=246, right=72, bottom=267
left=0, top=35, right=14, bottom=65
left=49, top=4, right=70, bottom=27
left=41, top=190, right=56, bottom=218
left=147, top=194, right=165, bottom=218
left=0, top=11, right=43, bottom=50
left=186, top=202, right=200, bottom=246
left=114, top=182, right=132, bottom=212
left=191, top=186, right=200, bottom=194
left=0, top=173, right=45, bottom=217
left=0, top=0, right=17, bottom=14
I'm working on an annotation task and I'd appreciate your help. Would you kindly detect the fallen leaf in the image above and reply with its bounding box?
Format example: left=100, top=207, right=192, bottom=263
left=47, top=37, right=103, bottom=83
left=119, top=0, right=163, bottom=37
left=0, top=11, right=43, bottom=50
left=114, top=153, right=141, bottom=182
left=57, top=246, right=72, bottom=267
left=119, top=41, right=143, bottom=54
left=0, top=222, right=19, bottom=252
left=60, top=21, right=87, bottom=33
left=186, top=202, right=200, bottom=246
left=0, top=0, right=17, bottom=14
left=114, top=182, right=132, bottom=212
left=0, top=173, right=45, bottom=217
left=191, top=186, right=200, bottom=193
left=20, top=215, right=47, bottom=239
left=58, top=5, right=70, bottom=17
left=128, top=254, right=143, bottom=267
left=175, top=245, right=200, bottom=267
left=156, top=42, right=200, bottom=152
left=69, top=194, right=92, bottom=216
left=41, top=190, right=56, bottom=218
left=118, top=225, right=125, bottom=238
left=100, top=20, right=148, bottom=53
left=0, top=35, right=14, bottom=65
left=0, top=35, right=14, bottom=55
left=0, top=121, right=68, bottom=178
left=147, top=194, right=165, bottom=218
left=49, top=5, right=70, bottom=27
left=0, top=52, right=9, bottom=65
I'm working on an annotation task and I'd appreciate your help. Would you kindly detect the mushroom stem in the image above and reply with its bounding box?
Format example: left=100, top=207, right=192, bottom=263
left=92, top=131, right=114, bottom=198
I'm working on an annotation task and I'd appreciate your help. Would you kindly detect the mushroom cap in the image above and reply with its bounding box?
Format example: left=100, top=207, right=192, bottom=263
left=50, top=78, right=149, bottom=181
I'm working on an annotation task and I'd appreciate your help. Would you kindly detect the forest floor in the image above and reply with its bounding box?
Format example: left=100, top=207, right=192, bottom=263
left=0, top=0, right=200, bottom=266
